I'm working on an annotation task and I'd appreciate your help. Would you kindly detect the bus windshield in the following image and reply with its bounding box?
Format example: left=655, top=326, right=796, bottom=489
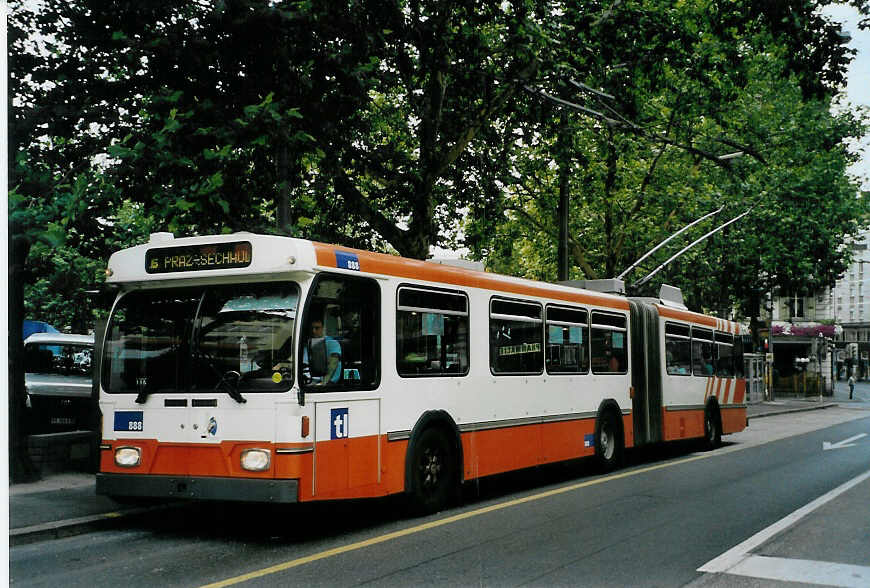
left=102, top=283, right=299, bottom=397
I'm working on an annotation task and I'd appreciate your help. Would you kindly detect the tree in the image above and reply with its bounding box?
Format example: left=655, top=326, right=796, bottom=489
left=463, top=0, right=868, bottom=340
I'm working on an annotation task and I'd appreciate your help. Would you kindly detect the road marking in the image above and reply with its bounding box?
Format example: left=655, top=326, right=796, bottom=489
left=199, top=452, right=716, bottom=588
left=725, top=555, right=870, bottom=588
left=823, top=433, right=867, bottom=451
left=699, top=469, right=870, bottom=584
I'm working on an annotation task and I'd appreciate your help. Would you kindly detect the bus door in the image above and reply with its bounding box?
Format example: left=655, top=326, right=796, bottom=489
left=313, top=399, right=381, bottom=496
left=300, top=272, right=382, bottom=497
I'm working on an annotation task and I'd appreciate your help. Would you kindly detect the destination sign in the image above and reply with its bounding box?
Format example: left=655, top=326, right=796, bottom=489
left=146, top=241, right=252, bottom=274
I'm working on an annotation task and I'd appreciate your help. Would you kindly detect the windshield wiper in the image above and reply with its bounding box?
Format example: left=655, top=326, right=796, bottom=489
left=217, top=370, right=247, bottom=404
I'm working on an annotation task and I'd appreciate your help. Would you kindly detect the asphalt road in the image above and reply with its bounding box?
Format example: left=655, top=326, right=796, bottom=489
left=10, top=407, right=870, bottom=588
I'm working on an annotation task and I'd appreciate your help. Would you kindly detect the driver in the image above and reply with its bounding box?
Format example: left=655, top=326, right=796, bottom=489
left=303, top=319, right=342, bottom=385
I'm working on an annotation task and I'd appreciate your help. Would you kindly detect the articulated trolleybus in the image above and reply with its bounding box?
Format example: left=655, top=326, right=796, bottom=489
left=97, top=232, right=748, bottom=512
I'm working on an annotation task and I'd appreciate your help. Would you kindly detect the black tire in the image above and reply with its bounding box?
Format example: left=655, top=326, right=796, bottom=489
left=594, top=409, right=624, bottom=472
left=407, top=427, right=457, bottom=515
left=704, top=404, right=722, bottom=450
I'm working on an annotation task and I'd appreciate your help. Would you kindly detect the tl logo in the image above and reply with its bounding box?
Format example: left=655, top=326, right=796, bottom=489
left=207, top=417, right=218, bottom=436
left=331, top=408, right=349, bottom=440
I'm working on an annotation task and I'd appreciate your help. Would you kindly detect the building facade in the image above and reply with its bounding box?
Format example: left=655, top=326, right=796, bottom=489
left=829, top=229, right=870, bottom=379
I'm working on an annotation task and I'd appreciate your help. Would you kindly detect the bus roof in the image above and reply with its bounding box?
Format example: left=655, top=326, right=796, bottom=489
left=106, top=233, right=632, bottom=311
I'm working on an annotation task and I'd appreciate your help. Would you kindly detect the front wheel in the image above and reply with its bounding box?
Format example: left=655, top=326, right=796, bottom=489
left=594, top=409, right=624, bottom=472
left=407, top=427, right=457, bottom=515
left=704, top=405, right=722, bottom=450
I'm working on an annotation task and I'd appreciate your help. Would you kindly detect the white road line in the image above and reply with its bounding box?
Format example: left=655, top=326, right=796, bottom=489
left=823, top=433, right=868, bottom=450
left=699, top=469, right=870, bottom=575
left=727, top=555, right=870, bottom=588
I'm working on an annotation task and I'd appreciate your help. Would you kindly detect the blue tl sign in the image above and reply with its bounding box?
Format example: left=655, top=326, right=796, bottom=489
left=331, top=408, right=349, bottom=440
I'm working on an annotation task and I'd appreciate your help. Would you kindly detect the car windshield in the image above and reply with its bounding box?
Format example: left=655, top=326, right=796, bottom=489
left=102, top=283, right=298, bottom=396
left=25, top=343, right=92, bottom=377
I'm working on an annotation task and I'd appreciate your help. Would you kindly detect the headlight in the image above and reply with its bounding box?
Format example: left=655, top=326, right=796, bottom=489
left=114, top=446, right=141, bottom=467
left=240, top=449, right=271, bottom=472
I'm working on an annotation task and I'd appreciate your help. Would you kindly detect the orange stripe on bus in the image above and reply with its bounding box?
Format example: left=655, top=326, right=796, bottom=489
left=313, top=243, right=630, bottom=311
left=656, top=305, right=717, bottom=327
left=102, top=413, right=642, bottom=503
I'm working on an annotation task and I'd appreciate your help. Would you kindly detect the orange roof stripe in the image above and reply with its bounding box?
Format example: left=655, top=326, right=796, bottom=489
left=313, top=243, right=630, bottom=311
left=656, top=305, right=718, bottom=328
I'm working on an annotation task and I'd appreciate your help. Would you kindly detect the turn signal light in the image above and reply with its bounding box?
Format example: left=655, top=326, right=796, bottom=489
left=301, top=416, right=310, bottom=438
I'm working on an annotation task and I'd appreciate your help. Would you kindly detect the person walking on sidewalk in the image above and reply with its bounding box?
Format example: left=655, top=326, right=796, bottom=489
left=848, top=373, right=855, bottom=399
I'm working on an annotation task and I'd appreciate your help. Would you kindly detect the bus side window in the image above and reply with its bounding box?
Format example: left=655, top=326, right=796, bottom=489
left=665, top=322, right=691, bottom=375
left=545, top=305, right=589, bottom=374
left=489, top=298, right=543, bottom=375
left=590, top=312, right=627, bottom=374
left=396, top=287, right=469, bottom=377
left=692, top=327, right=714, bottom=376
left=715, top=332, right=734, bottom=377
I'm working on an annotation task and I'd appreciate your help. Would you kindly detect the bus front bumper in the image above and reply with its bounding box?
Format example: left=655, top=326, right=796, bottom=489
left=96, top=473, right=299, bottom=503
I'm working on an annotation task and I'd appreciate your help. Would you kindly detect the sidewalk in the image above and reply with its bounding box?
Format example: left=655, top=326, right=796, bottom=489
left=8, top=395, right=867, bottom=546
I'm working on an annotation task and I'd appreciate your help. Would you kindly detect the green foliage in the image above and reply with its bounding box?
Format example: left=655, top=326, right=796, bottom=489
left=464, top=1, right=868, bottom=320
left=7, top=0, right=868, bottom=333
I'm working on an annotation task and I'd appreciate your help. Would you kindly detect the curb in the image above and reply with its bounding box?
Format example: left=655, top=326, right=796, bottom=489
left=748, top=402, right=839, bottom=420
left=10, top=502, right=183, bottom=546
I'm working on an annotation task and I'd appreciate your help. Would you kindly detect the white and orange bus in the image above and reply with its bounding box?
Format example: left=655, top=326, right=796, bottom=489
left=96, top=232, right=748, bottom=512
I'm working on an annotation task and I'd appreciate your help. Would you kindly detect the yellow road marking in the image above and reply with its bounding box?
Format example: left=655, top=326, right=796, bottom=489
left=200, top=453, right=712, bottom=588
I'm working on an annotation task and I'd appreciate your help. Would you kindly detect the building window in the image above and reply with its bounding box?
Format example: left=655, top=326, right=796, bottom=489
left=786, top=294, right=805, bottom=319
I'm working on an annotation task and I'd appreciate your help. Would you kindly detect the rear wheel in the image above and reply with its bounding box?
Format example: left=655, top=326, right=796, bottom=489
left=407, top=427, right=457, bottom=515
left=594, top=409, right=624, bottom=472
left=704, top=404, right=722, bottom=450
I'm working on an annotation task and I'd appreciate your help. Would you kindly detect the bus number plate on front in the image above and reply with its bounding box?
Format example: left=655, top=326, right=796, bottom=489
left=114, top=411, right=144, bottom=432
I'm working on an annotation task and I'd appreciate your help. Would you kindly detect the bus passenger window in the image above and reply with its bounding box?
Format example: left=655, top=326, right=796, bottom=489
left=397, top=287, right=469, bottom=377
left=489, top=299, right=543, bottom=375
left=715, top=332, right=734, bottom=377
left=546, top=306, right=589, bottom=374
left=301, top=274, right=380, bottom=390
left=590, top=312, right=627, bottom=374
left=665, top=323, right=691, bottom=375
left=692, top=327, right=714, bottom=376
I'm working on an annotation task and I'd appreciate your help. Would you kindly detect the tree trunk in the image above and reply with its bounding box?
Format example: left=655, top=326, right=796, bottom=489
left=9, top=233, right=39, bottom=482
left=557, top=163, right=570, bottom=281
left=276, top=143, right=291, bottom=234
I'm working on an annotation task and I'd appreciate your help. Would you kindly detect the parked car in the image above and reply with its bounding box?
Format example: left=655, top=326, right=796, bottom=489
left=23, top=333, right=95, bottom=433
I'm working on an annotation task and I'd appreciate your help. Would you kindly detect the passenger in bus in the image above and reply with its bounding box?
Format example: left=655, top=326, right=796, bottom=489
left=607, top=350, right=621, bottom=372
left=303, top=319, right=342, bottom=385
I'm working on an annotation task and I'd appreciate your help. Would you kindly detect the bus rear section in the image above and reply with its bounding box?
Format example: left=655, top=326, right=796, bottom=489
left=629, top=298, right=748, bottom=449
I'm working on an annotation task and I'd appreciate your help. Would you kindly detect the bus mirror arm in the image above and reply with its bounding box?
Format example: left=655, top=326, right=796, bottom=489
left=297, top=386, right=305, bottom=407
